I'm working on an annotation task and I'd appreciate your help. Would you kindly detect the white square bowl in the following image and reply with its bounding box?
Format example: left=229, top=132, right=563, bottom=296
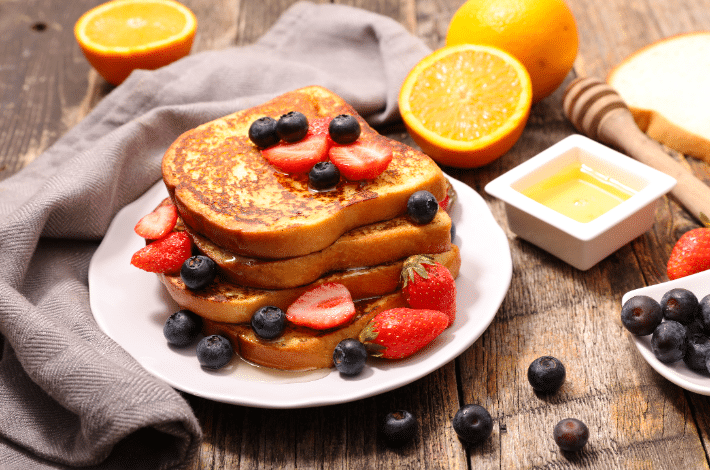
left=484, top=134, right=676, bottom=270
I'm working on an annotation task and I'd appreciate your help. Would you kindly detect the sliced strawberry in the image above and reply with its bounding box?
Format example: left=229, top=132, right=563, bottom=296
left=262, top=133, right=329, bottom=174
left=134, top=203, right=178, bottom=239
left=130, top=231, right=192, bottom=274
left=286, top=282, right=356, bottom=330
left=308, top=117, right=333, bottom=137
left=329, top=139, right=393, bottom=181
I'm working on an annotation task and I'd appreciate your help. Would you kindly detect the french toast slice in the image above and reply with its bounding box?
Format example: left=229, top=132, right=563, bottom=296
left=162, top=86, right=448, bottom=259
left=202, top=292, right=407, bottom=371
left=160, top=245, right=461, bottom=324
left=188, top=210, right=453, bottom=289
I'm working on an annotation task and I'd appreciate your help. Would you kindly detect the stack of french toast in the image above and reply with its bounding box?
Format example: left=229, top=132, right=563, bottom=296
left=146, top=86, right=461, bottom=370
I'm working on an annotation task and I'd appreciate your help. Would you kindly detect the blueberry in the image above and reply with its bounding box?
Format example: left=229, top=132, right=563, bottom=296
left=661, top=288, right=699, bottom=325
left=553, top=418, right=589, bottom=452
left=620, top=295, right=663, bottom=336
left=163, top=309, right=202, bottom=347
left=276, top=111, right=308, bottom=142
left=251, top=306, right=286, bottom=340
left=308, top=161, right=340, bottom=190
left=407, top=190, right=439, bottom=225
left=181, top=255, right=217, bottom=290
left=332, top=338, right=367, bottom=375
left=196, top=335, right=233, bottom=369
left=651, top=320, right=687, bottom=363
left=684, top=333, right=710, bottom=371
left=328, top=114, right=361, bottom=144
left=248, top=116, right=279, bottom=148
left=452, top=404, right=493, bottom=445
left=527, top=356, right=566, bottom=394
left=450, top=221, right=456, bottom=241
left=697, top=294, right=710, bottom=333
left=381, top=410, right=417, bottom=446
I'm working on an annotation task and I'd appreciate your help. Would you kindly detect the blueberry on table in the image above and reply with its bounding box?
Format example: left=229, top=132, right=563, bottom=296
left=684, top=333, right=710, bottom=371
left=407, top=190, right=439, bottom=224
left=661, top=288, right=699, bottom=325
left=196, top=335, right=233, bottom=369
left=163, top=309, right=202, bottom=347
left=452, top=404, right=493, bottom=445
left=620, top=295, right=663, bottom=336
left=251, top=306, right=286, bottom=340
left=276, top=111, right=309, bottom=142
left=651, top=320, right=687, bottom=363
left=308, top=161, right=340, bottom=190
left=328, top=114, right=361, bottom=144
left=248, top=116, right=280, bottom=148
left=181, top=255, right=217, bottom=290
left=381, top=410, right=417, bottom=446
left=527, top=356, right=566, bottom=394
left=553, top=418, right=589, bottom=452
left=332, top=338, right=367, bottom=375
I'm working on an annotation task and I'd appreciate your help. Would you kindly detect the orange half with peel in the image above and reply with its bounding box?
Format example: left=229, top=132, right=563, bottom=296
left=399, top=44, right=532, bottom=168
left=75, top=0, right=197, bottom=86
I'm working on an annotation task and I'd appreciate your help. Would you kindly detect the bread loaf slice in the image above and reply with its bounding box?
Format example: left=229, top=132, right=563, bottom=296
left=607, top=32, right=710, bottom=163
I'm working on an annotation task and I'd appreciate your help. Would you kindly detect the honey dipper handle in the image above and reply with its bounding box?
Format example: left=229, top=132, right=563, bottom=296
left=597, top=108, right=710, bottom=221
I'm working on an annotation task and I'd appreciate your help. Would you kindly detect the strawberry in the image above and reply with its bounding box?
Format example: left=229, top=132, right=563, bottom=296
left=286, top=282, right=356, bottom=330
left=667, top=227, right=710, bottom=280
left=134, top=203, right=178, bottom=239
left=130, top=231, right=192, bottom=274
left=401, top=255, right=457, bottom=326
left=359, top=308, right=448, bottom=359
left=308, top=117, right=333, bottom=137
left=328, top=139, right=393, bottom=181
left=261, top=133, right=329, bottom=173
left=438, top=183, right=457, bottom=213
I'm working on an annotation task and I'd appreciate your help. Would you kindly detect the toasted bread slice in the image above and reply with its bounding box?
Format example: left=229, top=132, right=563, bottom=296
left=202, top=292, right=407, bottom=371
left=160, top=245, right=460, bottom=324
left=189, top=210, right=452, bottom=289
left=162, top=86, right=448, bottom=259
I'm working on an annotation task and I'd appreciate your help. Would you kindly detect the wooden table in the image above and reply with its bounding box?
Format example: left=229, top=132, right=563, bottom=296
left=4, top=0, right=710, bottom=468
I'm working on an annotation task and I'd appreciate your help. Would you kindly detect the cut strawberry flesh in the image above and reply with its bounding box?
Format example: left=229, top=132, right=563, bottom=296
left=286, top=282, right=356, bottom=330
left=134, top=204, right=178, bottom=239
left=130, top=231, right=192, bottom=274
left=262, top=134, right=329, bottom=174
left=329, top=140, right=393, bottom=181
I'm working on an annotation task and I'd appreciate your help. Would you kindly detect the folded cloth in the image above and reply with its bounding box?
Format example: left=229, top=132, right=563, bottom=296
left=0, top=2, right=430, bottom=469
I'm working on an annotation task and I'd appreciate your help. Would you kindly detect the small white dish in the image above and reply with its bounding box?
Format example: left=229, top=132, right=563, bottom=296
left=485, top=134, right=676, bottom=270
left=622, top=270, right=710, bottom=395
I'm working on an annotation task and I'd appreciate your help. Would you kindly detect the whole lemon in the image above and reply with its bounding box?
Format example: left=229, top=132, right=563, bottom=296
left=446, top=0, right=578, bottom=103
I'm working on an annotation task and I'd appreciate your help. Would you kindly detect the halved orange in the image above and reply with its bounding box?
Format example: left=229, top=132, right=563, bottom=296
left=399, top=44, right=532, bottom=168
left=75, top=0, right=197, bottom=86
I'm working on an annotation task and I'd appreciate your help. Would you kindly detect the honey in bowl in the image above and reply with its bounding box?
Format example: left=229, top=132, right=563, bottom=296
left=520, top=162, right=637, bottom=223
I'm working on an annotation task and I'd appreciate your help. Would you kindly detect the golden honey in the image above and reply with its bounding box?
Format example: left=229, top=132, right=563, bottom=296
left=521, top=162, right=636, bottom=223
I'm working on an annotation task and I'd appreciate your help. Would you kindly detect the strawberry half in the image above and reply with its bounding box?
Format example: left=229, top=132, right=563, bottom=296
left=134, top=203, right=178, bottom=239
left=262, top=133, right=329, bottom=174
left=328, top=139, right=393, bottom=181
left=359, top=308, right=448, bottom=359
left=286, top=282, right=356, bottom=330
left=401, top=255, right=457, bottom=326
left=130, top=231, right=192, bottom=274
left=667, top=227, right=710, bottom=280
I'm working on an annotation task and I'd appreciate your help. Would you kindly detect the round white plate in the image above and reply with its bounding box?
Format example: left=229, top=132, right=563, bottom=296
left=89, top=175, right=512, bottom=408
left=622, top=269, right=710, bottom=395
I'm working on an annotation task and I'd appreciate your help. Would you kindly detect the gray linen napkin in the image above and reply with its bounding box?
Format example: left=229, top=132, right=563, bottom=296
left=0, top=2, right=430, bottom=469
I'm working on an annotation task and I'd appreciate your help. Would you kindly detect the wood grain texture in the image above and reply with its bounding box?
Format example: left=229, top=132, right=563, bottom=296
left=3, top=0, right=710, bottom=468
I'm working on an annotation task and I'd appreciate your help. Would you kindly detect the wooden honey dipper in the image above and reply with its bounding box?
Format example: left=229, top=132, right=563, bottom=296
left=563, top=76, right=710, bottom=222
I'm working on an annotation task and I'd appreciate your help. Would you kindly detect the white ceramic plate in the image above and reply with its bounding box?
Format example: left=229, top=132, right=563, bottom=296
left=88, top=176, right=512, bottom=408
left=622, top=269, right=710, bottom=395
